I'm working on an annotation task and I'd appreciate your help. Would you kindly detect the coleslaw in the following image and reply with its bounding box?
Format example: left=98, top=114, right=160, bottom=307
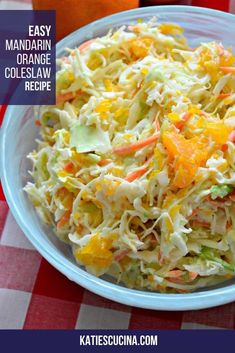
left=24, top=19, right=235, bottom=293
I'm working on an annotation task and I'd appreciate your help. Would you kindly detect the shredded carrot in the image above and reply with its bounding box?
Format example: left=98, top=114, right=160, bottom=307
left=35, top=119, right=41, bottom=126
left=125, top=167, right=148, bottom=182
left=167, top=277, right=184, bottom=284
left=188, top=272, right=198, bottom=281
left=113, top=134, right=158, bottom=156
left=128, top=25, right=141, bottom=33
left=70, top=39, right=94, bottom=56
left=174, top=111, right=193, bottom=130
left=218, top=93, right=231, bottom=99
left=188, top=208, right=200, bottom=220
left=56, top=90, right=81, bottom=105
left=153, top=114, right=160, bottom=131
left=166, top=270, right=184, bottom=278
left=158, top=251, right=164, bottom=266
left=229, top=195, right=235, bottom=202
left=220, top=66, right=235, bottom=74
left=167, top=270, right=198, bottom=283
left=226, top=221, right=232, bottom=230
left=125, top=155, right=153, bottom=182
left=57, top=211, right=71, bottom=230
left=228, top=130, right=235, bottom=142
left=131, top=80, right=144, bottom=98
left=206, top=198, right=225, bottom=207
left=57, top=92, right=74, bottom=104
left=192, top=220, right=210, bottom=228
left=176, top=289, right=189, bottom=293
left=183, top=111, right=194, bottom=121
left=198, top=110, right=209, bottom=118
left=98, top=159, right=112, bottom=167
left=78, top=39, right=94, bottom=53
left=64, top=162, right=74, bottom=173
left=221, top=143, right=228, bottom=152
left=148, top=234, right=158, bottom=244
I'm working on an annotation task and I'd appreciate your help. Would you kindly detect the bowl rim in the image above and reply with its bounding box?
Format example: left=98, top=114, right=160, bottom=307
left=1, top=5, right=235, bottom=311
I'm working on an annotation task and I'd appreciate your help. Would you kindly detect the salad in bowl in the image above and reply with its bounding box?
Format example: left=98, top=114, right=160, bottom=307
left=24, top=18, right=235, bottom=294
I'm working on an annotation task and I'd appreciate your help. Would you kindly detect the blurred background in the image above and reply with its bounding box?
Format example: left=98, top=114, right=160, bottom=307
left=32, top=0, right=235, bottom=41
left=0, top=0, right=234, bottom=41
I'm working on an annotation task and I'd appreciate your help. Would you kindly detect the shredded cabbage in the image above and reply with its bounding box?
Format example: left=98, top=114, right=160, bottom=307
left=24, top=19, right=235, bottom=293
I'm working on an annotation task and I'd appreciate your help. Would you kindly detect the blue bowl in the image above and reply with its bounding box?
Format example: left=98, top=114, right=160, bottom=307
left=1, top=5, right=235, bottom=310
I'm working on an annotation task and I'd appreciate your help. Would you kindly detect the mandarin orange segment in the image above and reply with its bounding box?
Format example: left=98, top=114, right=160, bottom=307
left=162, top=130, right=186, bottom=158
left=203, top=122, right=231, bottom=144
left=75, top=234, right=115, bottom=269
left=130, top=38, right=154, bottom=59
left=173, top=159, right=197, bottom=189
left=162, top=129, right=209, bottom=188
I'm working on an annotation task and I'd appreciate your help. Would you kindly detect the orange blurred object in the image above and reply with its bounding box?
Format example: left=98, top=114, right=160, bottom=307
left=141, top=0, right=177, bottom=5
left=32, top=0, right=139, bottom=41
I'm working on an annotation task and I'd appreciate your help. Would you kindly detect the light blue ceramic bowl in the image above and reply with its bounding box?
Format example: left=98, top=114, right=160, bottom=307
left=1, top=6, right=235, bottom=310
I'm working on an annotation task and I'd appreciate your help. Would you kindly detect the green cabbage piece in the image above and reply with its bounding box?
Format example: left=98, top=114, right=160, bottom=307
left=210, top=184, right=234, bottom=200
left=146, top=69, right=165, bottom=83
left=56, top=69, right=74, bottom=96
left=70, top=123, right=111, bottom=153
left=201, top=247, right=235, bottom=272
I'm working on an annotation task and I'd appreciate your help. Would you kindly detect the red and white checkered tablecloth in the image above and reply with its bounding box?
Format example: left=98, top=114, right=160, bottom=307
left=1, top=0, right=235, bottom=330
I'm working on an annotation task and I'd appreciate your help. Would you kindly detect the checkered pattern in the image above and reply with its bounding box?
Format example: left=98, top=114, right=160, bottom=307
left=1, top=0, right=235, bottom=329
